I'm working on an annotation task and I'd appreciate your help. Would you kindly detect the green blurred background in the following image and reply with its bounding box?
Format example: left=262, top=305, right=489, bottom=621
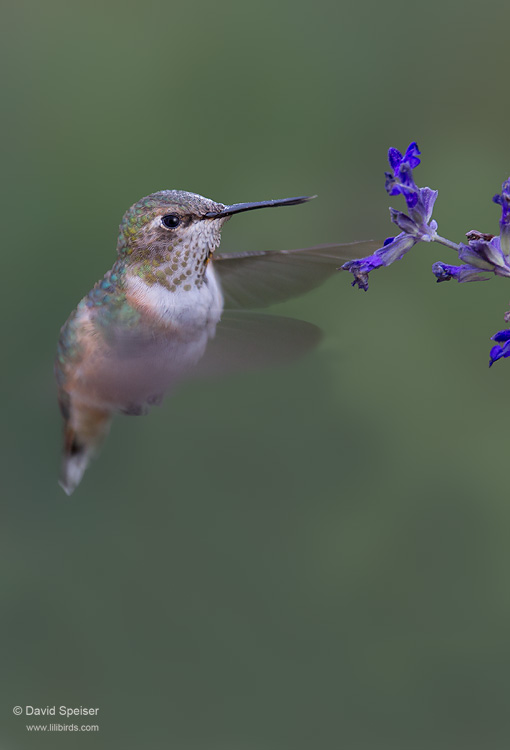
left=2, top=0, right=510, bottom=747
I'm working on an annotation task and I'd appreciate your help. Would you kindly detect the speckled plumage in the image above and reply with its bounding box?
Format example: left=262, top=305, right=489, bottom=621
left=57, top=192, right=226, bottom=372
left=56, top=190, right=228, bottom=495
left=55, top=188, right=372, bottom=494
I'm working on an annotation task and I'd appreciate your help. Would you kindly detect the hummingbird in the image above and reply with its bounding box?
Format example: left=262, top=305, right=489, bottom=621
left=55, top=190, right=378, bottom=495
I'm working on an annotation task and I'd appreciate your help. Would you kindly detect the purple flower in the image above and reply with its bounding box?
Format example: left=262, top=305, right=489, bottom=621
left=493, top=179, right=510, bottom=258
left=432, top=232, right=510, bottom=284
left=431, top=262, right=492, bottom=283
left=489, top=328, right=510, bottom=367
left=342, top=233, right=416, bottom=291
left=342, top=139, right=510, bottom=369
left=342, top=142, right=439, bottom=290
left=459, top=235, right=510, bottom=277
left=385, top=142, right=438, bottom=241
left=385, top=142, right=422, bottom=210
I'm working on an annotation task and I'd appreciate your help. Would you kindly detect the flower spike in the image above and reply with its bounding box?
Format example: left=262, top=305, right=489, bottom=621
left=493, top=179, right=510, bottom=259
left=342, top=142, right=437, bottom=290
left=342, top=141, right=510, bottom=368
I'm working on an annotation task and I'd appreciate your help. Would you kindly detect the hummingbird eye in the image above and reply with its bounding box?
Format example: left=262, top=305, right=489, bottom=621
left=161, top=214, right=181, bottom=229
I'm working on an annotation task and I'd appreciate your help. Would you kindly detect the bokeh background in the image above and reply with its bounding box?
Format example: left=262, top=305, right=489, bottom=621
left=2, top=0, right=510, bottom=747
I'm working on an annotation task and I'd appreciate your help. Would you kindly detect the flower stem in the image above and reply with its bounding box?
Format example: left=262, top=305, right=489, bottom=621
left=433, top=234, right=460, bottom=252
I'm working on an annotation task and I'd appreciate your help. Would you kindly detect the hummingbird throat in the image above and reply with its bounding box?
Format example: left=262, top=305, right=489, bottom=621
left=129, top=232, right=217, bottom=294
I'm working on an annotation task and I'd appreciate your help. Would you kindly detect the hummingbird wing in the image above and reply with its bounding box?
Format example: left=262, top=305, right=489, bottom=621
left=213, top=240, right=381, bottom=309
left=57, top=311, right=321, bottom=420
left=190, top=311, right=321, bottom=379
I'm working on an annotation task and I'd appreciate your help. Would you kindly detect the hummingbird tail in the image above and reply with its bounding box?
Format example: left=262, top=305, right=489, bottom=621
left=59, top=406, right=112, bottom=496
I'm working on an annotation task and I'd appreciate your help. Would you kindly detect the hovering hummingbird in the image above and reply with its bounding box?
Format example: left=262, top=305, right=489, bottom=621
left=55, top=190, right=378, bottom=495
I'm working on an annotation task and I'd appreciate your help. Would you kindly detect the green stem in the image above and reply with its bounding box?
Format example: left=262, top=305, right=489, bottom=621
left=433, top=234, right=460, bottom=252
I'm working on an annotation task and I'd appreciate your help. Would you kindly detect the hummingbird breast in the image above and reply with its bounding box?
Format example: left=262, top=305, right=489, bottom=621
left=125, top=261, right=224, bottom=332
left=58, top=263, right=224, bottom=417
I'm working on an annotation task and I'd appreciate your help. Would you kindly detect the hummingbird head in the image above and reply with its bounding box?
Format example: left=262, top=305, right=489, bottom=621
left=116, top=190, right=315, bottom=289
left=117, top=190, right=228, bottom=260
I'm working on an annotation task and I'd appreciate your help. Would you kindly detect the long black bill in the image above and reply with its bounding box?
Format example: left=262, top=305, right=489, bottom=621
left=203, top=194, right=316, bottom=219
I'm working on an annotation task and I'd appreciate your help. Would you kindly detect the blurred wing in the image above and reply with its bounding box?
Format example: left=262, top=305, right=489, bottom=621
left=68, top=312, right=321, bottom=415
left=213, top=240, right=381, bottom=309
left=191, top=311, right=322, bottom=379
